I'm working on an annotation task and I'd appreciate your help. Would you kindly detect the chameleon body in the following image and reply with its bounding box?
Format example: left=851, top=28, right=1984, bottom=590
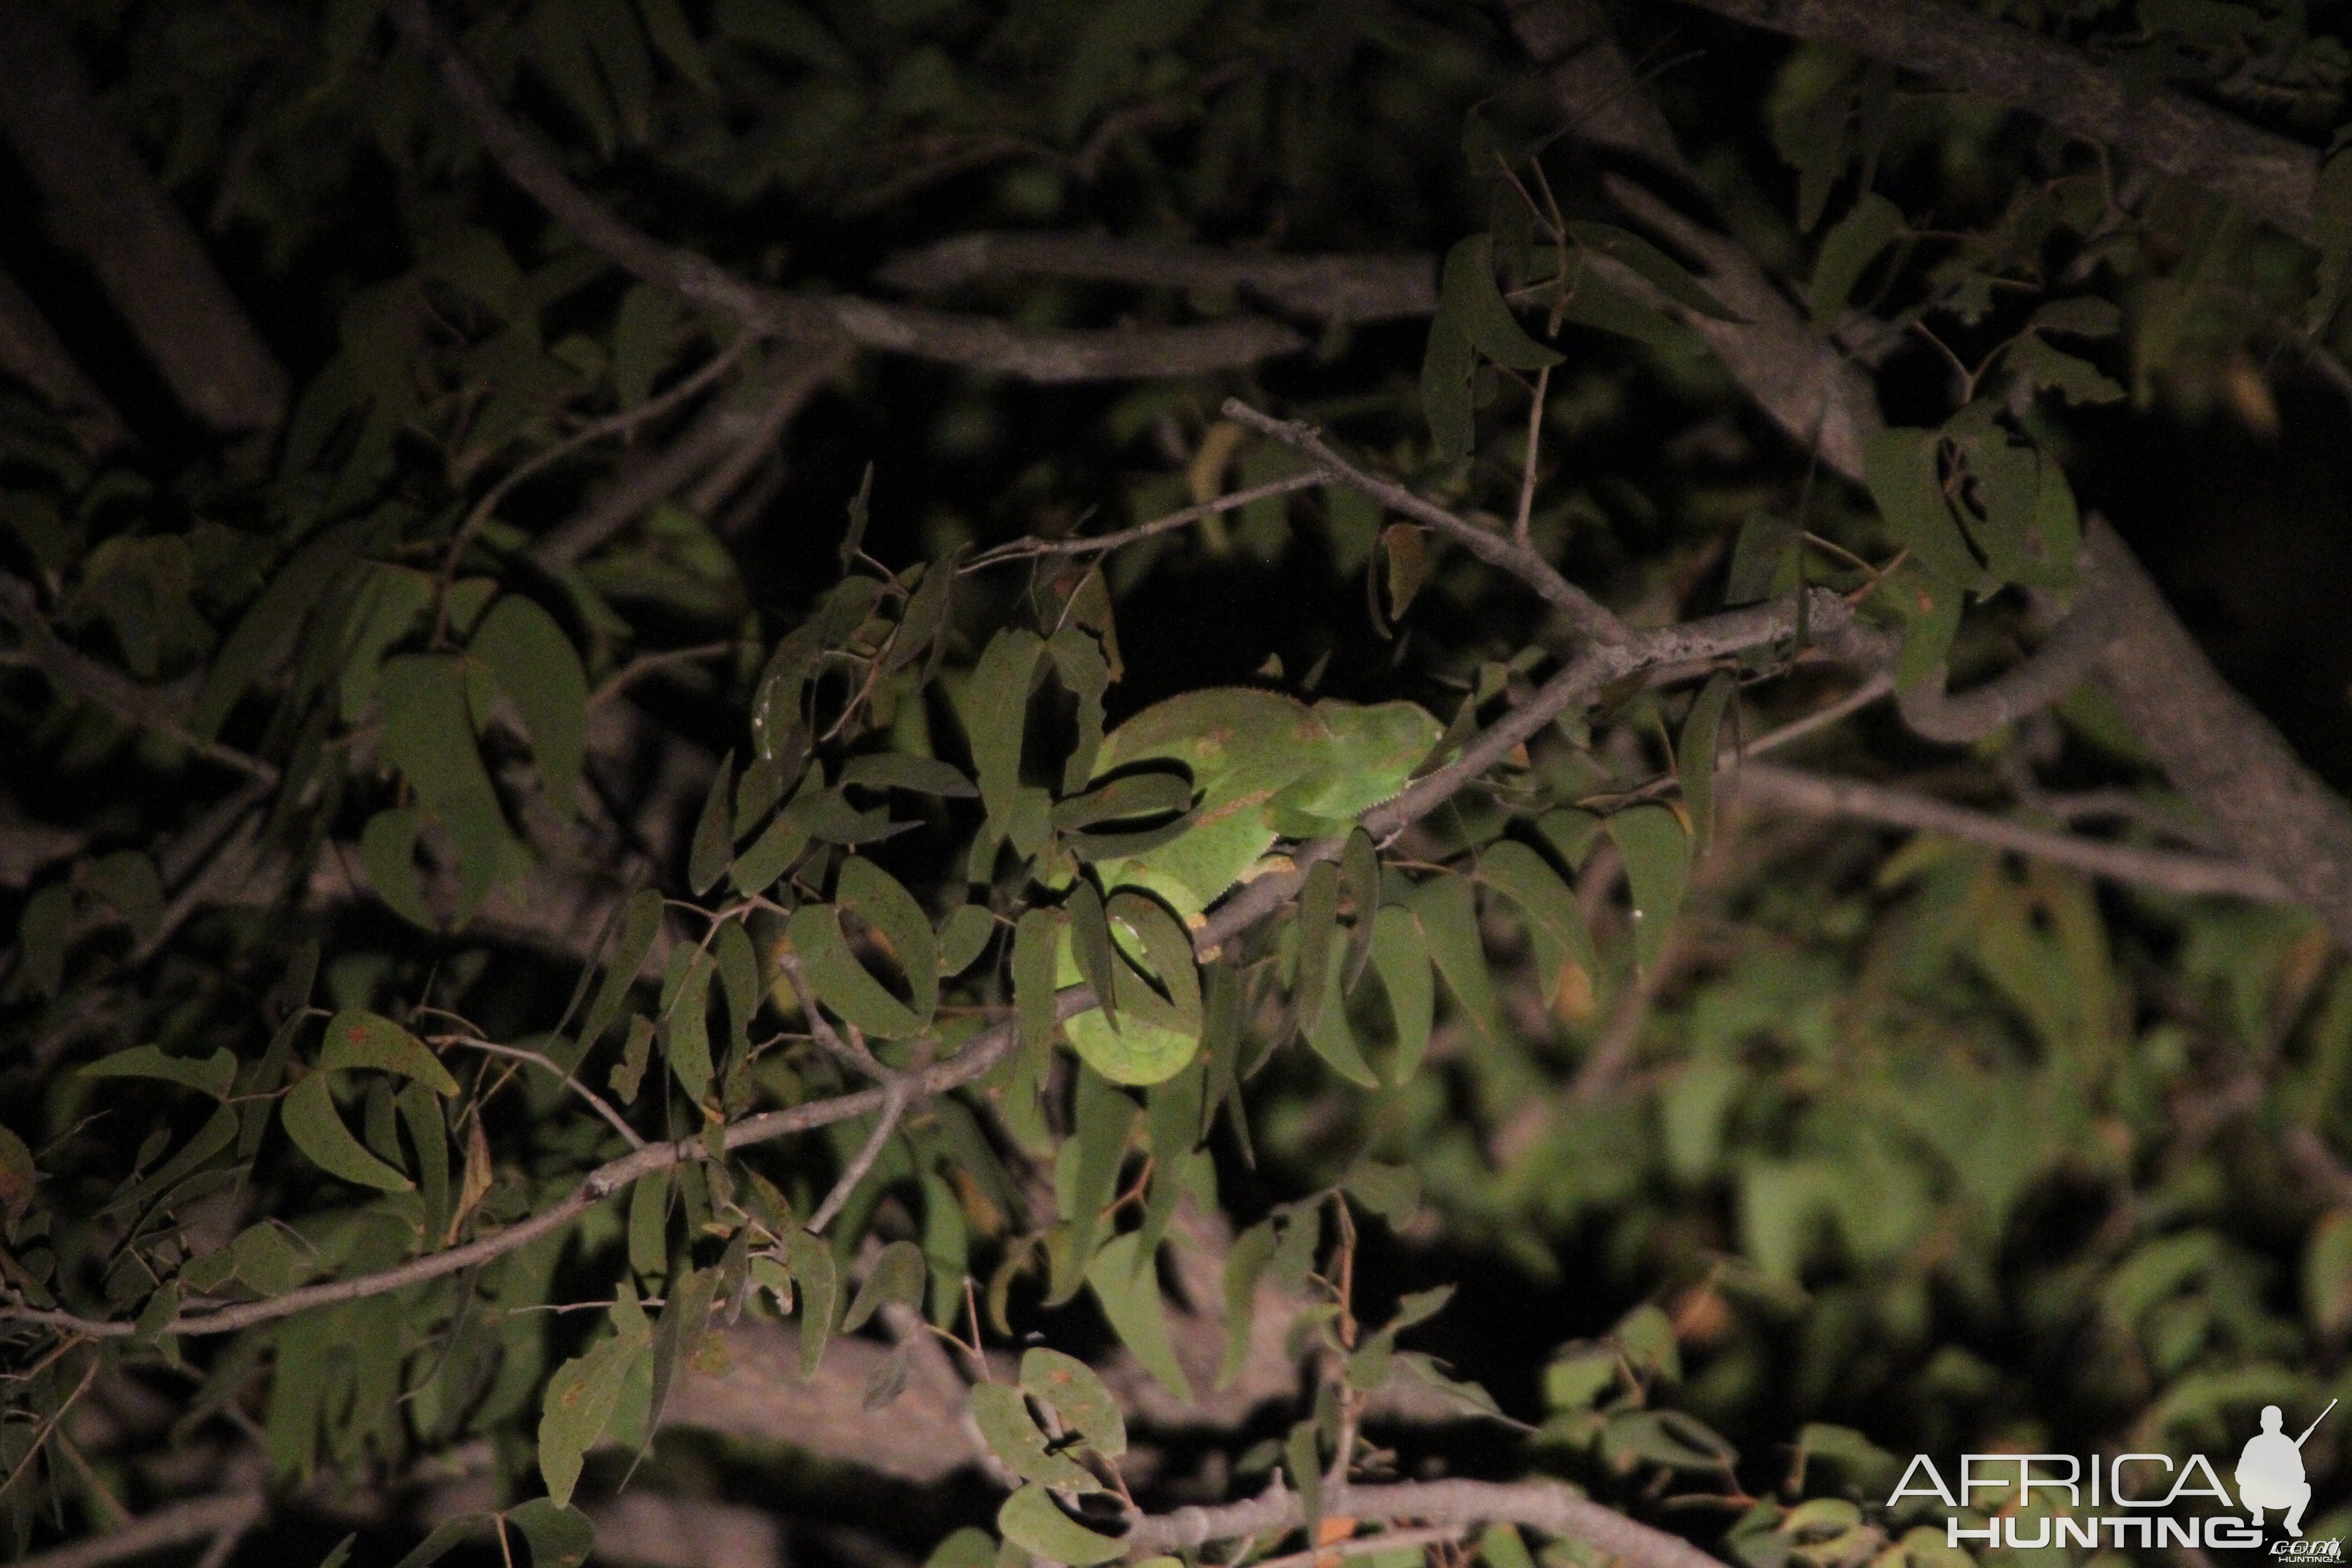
left=1057, top=688, right=1442, bottom=1083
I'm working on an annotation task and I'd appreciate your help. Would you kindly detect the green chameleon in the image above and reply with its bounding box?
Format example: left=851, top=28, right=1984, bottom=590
left=1055, top=687, right=1442, bottom=1084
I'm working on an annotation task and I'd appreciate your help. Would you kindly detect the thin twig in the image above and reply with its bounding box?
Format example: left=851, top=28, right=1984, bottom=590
left=809, top=1078, right=910, bottom=1234
left=1513, top=364, right=1552, bottom=547
left=1221, top=401, right=1630, bottom=647
left=773, top=951, right=893, bottom=1084
left=10, top=1491, right=265, bottom=1568
left=1732, top=761, right=2291, bottom=902
left=434, top=331, right=757, bottom=624
left=963, top=472, right=1329, bottom=572
left=435, top=1035, right=646, bottom=1149
left=1740, top=673, right=1893, bottom=759
left=588, top=642, right=735, bottom=709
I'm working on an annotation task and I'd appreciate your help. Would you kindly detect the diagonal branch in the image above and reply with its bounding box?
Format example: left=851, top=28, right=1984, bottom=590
left=11, top=1490, right=265, bottom=1568
left=1668, top=0, right=2321, bottom=245
left=878, top=233, right=1436, bottom=322
left=0, top=0, right=288, bottom=443
left=1221, top=401, right=1631, bottom=647
left=382, top=0, right=1304, bottom=382
left=1519, top=1, right=2352, bottom=950
left=0, top=587, right=1849, bottom=1342
left=0, top=574, right=278, bottom=784
left=0, top=262, right=129, bottom=457
left=1130, top=1476, right=1728, bottom=1568
left=1730, top=761, right=2291, bottom=903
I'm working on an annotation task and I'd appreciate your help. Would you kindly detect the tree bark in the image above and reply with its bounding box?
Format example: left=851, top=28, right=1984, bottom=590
left=0, top=1, right=289, bottom=444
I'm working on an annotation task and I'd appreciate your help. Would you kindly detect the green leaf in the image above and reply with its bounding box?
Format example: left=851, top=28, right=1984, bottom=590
left=829, top=460, right=873, bottom=572
left=1022, top=1347, right=1127, bottom=1458
left=663, top=949, right=715, bottom=1106
left=715, top=917, right=760, bottom=1066
left=1565, top=222, right=1742, bottom=320
left=1677, top=671, right=1735, bottom=858
left=1220, top=1220, right=1277, bottom=1389
left=194, top=518, right=370, bottom=740
left=1863, top=428, right=1979, bottom=592
left=1087, top=1231, right=1192, bottom=1403
left=469, top=595, right=588, bottom=810
left=1476, top=841, right=1600, bottom=1012
left=1061, top=1068, right=1137, bottom=1290
left=1482, top=1523, right=1538, bottom=1568
left=633, top=0, right=717, bottom=93
left=1285, top=1418, right=1323, bottom=1529
left=320, top=1010, right=460, bottom=1096
left=1369, top=906, right=1435, bottom=1083
left=1808, top=193, right=1903, bottom=331
left=840, top=753, right=980, bottom=797
left=0, top=1123, right=34, bottom=1230
left=1344, top=1161, right=1421, bottom=1221
left=1292, top=860, right=1341, bottom=1035
left=1105, top=890, right=1201, bottom=1033
left=967, top=628, right=1046, bottom=842
left=1014, top=907, right=1066, bottom=1058
left=379, top=653, right=508, bottom=919
left=81, top=1044, right=236, bottom=1101
left=970, top=1382, right=1100, bottom=1490
left=1608, top=804, right=1691, bottom=975
left=838, top=857, right=939, bottom=1028
left=282, top=1071, right=411, bottom=1191
left=1441, top=234, right=1562, bottom=371
left=732, top=811, right=810, bottom=894
left=788, top=902, right=922, bottom=1039
left=2031, top=297, right=2122, bottom=337
left=630, top=1167, right=671, bottom=1282
left=388, top=1515, right=491, bottom=1568
left=843, top=1238, right=927, bottom=1332
left=1420, top=308, right=1476, bottom=462
left=1406, top=875, right=1501, bottom=1044
left=581, top=889, right=663, bottom=1048
left=359, top=808, right=436, bottom=930
left=997, top=1484, right=1124, bottom=1566
left=1301, top=956, right=1378, bottom=1088
left=784, top=1229, right=837, bottom=1376
left=506, top=1499, right=596, bottom=1568
left=609, top=284, right=680, bottom=408
left=938, top=904, right=995, bottom=976
left=1067, top=879, right=1120, bottom=1034
left=689, top=750, right=735, bottom=897
left=645, top=1265, right=718, bottom=1445
left=537, top=1291, right=653, bottom=1509
left=1049, top=625, right=1113, bottom=792
left=2008, top=333, right=2126, bottom=405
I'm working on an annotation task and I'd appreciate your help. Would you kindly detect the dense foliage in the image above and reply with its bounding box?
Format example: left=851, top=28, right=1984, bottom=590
left=2, top=1, right=2352, bottom=1566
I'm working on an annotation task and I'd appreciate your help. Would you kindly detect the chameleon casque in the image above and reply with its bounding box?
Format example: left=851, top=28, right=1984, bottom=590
left=1054, top=687, right=1443, bottom=1084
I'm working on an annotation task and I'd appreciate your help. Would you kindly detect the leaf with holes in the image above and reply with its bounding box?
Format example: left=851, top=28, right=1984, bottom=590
left=970, top=1382, right=1100, bottom=1490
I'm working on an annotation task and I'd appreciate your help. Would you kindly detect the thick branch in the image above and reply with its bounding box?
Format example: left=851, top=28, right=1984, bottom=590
left=2084, top=515, right=2352, bottom=945
left=13, top=1491, right=264, bottom=1568
left=0, top=263, right=128, bottom=457
left=0, top=2, right=288, bottom=441
left=1731, top=761, right=2290, bottom=902
left=1521, top=4, right=2352, bottom=948
left=1131, top=1477, right=1726, bottom=1568
left=382, top=0, right=1303, bottom=382
left=1671, top=0, right=2321, bottom=245
left=0, top=575, right=278, bottom=784
left=878, top=233, right=1436, bottom=322
left=1508, top=0, right=1882, bottom=482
